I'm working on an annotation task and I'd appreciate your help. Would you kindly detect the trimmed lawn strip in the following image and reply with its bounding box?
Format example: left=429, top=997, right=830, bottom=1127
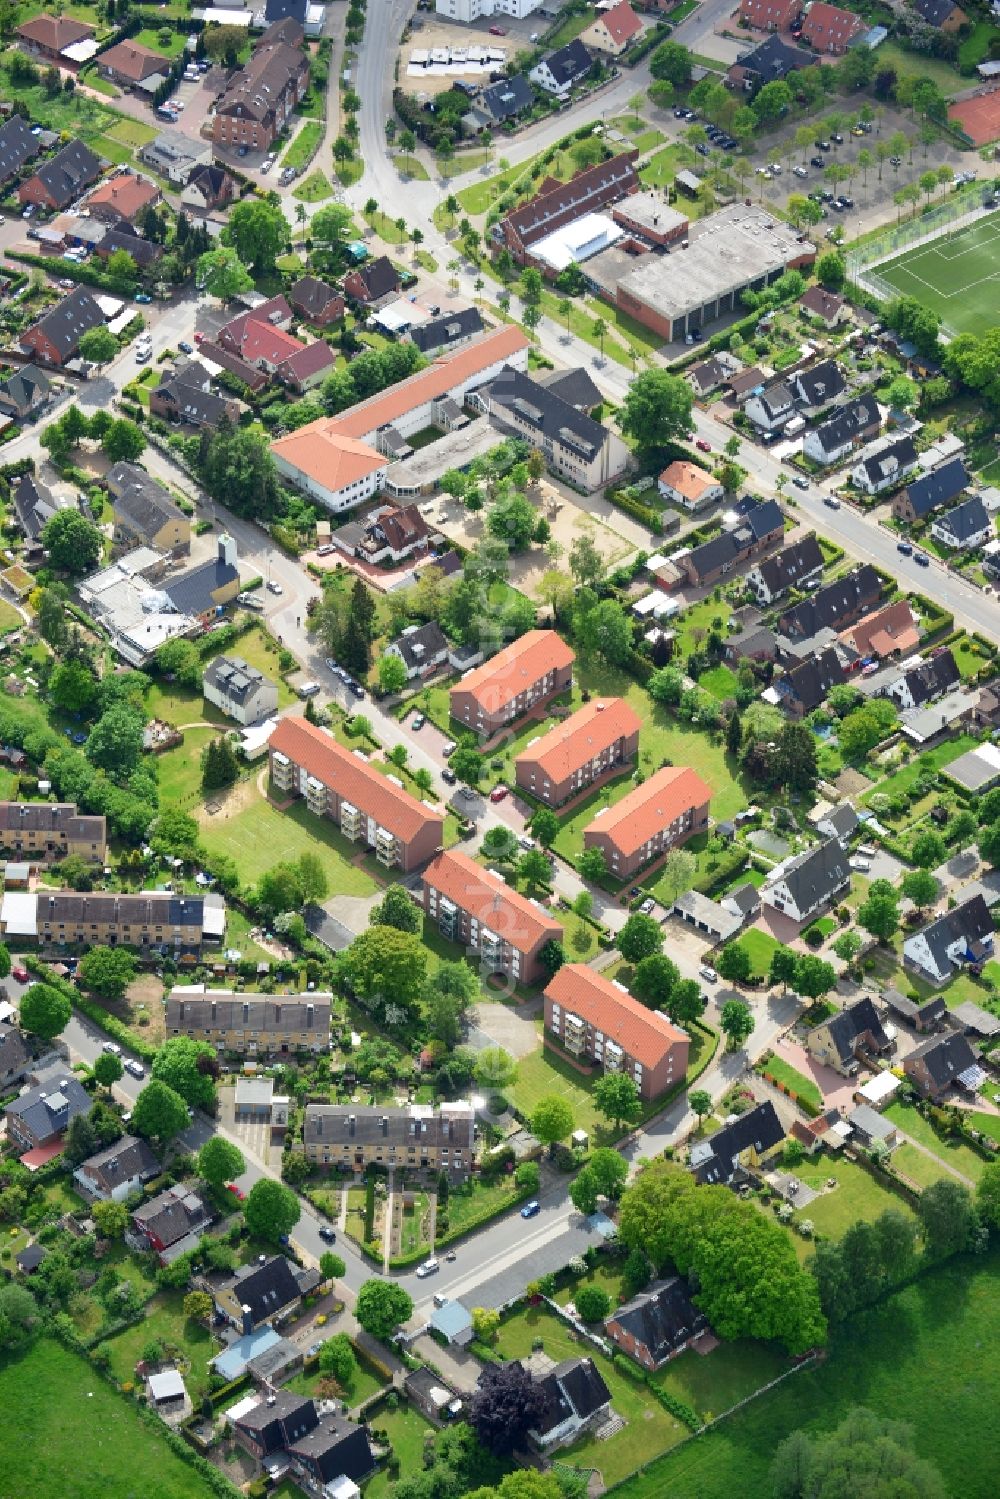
left=759, top=1055, right=822, bottom=1113
left=892, top=1140, right=952, bottom=1190
left=884, top=1100, right=986, bottom=1182
left=365, top=1405, right=438, bottom=1499
left=292, top=169, right=333, bottom=202
left=200, top=786, right=380, bottom=894
left=288, top=1352, right=385, bottom=1409
left=860, top=733, right=979, bottom=806
left=791, top=1153, right=915, bottom=1238
left=282, top=119, right=324, bottom=171
left=738, top=928, right=781, bottom=980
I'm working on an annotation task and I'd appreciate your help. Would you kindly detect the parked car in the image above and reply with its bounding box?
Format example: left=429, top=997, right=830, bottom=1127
left=317, top=544, right=334, bottom=556
left=416, top=1257, right=440, bottom=1278
left=915, top=551, right=930, bottom=567
left=824, top=495, right=841, bottom=509
left=318, top=1225, right=337, bottom=1243
left=442, top=768, right=457, bottom=785
left=443, top=740, right=457, bottom=758
left=411, top=713, right=425, bottom=729
left=266, top=579, right=282, bottom=594
left=696, top=438, right=711, bottom=453
left=102, top=1041, right=121, bottom=1056
left=792, top=475, right=809, bottom=490
left=793, top=165, right=808, bottom=178
left=135, top=293, right=152, bottom=304
left=517, top=834, right=535, bottom=851
left=897, top=539, right=912, bottom=555
left=831, top=132, right=843, bottom=144
left=490, top=785, right=508, bottom=803
left=810, top=156, right=825, bottom=169
left=488, top=24, right=506, bottom=33
left=699, top=966, right=718, bottom=983
left=12, top=966, right=28, bottom=984
left=124, top=1059, right=144, bottom=1078
left=521, top=1200, right=541, bottom=1219
left=639, top=898, right=655, bottom=916
left=815, top=139, right=830, bottom=151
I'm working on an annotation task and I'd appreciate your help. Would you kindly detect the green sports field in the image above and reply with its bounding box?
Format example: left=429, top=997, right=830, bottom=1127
left=874, top=212, right=1000, bottom=335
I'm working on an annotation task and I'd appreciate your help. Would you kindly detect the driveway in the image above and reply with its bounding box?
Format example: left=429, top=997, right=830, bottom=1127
left=772, top=1035, right=857, bottom=1111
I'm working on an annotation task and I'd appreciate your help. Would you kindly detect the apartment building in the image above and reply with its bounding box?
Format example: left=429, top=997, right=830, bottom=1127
left=268, top=716, right=444, bottom=873
left=544, top=964, right=689, bottom=1100
left=303, top=1101, right=475, bottom=1175
left=582, top=765, right=712, bottom=881
left=422, top=848, right=562, bottom=988
left=0, top=889, right=222, bottom=954
left=0, top=801, right=107, bottom=865
left=450, top=630, right=575, bottom=739
left=108, top=460, right=191, bottom=558
left=202, top=655, right=279, bottom=726
left=211, top=34, right=310, bottom=153
left=166, top=987, right=332, bottom=1056
left=471, top=365, right=629, bottom=492
left=514, top=698, right=641, bottom=807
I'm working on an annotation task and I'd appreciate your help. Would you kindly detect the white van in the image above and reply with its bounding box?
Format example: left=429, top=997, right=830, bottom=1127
left=298, top=681, right=320, bottom=698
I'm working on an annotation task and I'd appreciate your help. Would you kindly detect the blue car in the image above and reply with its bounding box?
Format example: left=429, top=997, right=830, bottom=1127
left=520, top=1200, right=541, bottom=1220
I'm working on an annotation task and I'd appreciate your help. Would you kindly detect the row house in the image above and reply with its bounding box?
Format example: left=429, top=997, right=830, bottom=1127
left=18, top=138, right=101, bottom=211
left=233, top=1392, right=375, bottom=1491
left=677, top=499, right=784, bottom=588
left=303, top=1101, right=475, bottom=1175
left=605, top=1279, right=708, bottom=1370
left=21, top=285, right=105, bottom=369
left=777, top=563, right=881, bottom=643
left=515, top=697, right=641, bottom=807
left=583, top=765, right=711, bottom=881
left=0, top=800, right=106, bottom=865
left=799, top=2, right=864, bottom=53
left=0, top=889, right=220, bottom=954
left=450, top=629, right=575, bottom=740
left=422, top=848, right=562, bottom=988
left=838, top=599, right=920, bottom=661
left=166, top=987, right=332, bottom=1056
left=544, top=963, right=689, bottom=1100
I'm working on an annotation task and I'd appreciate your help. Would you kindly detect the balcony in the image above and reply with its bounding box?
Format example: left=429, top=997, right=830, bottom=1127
left=271, top=751, right=293, bottom=792
left=374, top=828, right=398, bottom=868
left=439, top=912, right=457, bottom=940
left=604, top=1041, right=624, bottom=1073
left=340, top=801, right=362, bottom=841
left=305, top=776, right=327, bottom=815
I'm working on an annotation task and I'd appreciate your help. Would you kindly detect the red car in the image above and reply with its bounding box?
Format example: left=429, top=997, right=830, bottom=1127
left=696, top=439, right=712, bottom=453
left=194, top=331, right=204, bottom=343
left=489, top=785, right=508, bottom=803
left=12, top=965, right=28, bottom=984
left=488, top=25, right=506, bottom=34
left=226, top=1183, right=246, bottom=1201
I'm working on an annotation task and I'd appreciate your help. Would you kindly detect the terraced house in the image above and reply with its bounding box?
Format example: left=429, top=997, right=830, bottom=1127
left=422, top=848, right=562, bottom=987
left=166, top=988, right=332, bottom=1056
left=0, top=889, right=224, bottom=954
left=0, top=801, right=106, bottom=865
left=268, top=715, right=444, bottom=872
left=303, top=1102, right=475, bottom=1175
left=583, top=765, right=712, bottom=881
left=450, top=630, right=575, bottom=739
left=515, top=698, right=641, bottom=807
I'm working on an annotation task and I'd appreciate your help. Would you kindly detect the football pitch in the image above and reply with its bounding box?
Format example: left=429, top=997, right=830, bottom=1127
left=873, top=212, right=1000, bottom=335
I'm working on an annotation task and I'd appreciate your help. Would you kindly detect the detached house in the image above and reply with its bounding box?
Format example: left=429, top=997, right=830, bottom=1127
left=930, top=494, right=990, bottom=551
left=791, top=358, right=846, bottom=413
left=544, top=963, right=689, bottom=1100
left=0, top=364, right=51, bottom=425
left=132, top=1184, right=213, bottom=1262
left=605, top=1279, right=707, bottom=1369
left=215, top=1253, right=306, bottom=1333
left=181, top=164, right=236, bottom=215
left=852, top=435, right=918, bottom=495
left=98, top=40, right=168, bottom=89
left=530, top=38, right=594, bottom=97
left=16, top=13, right=95, bottom=64
left=805, top=995, right=893, bottom=1076
left=776, top=646, right=845, bottom=718
left=289, top=275, right=345, bottom=328
left=799, top=285, right=846, bottom=328
left=903, top=893, right=995, bottom=987
left=74, top=1134, right=159, bottom=1202
left=582, top=764, right=712, bottom=881
left=385, top=620, right=450, bottom=681
left=580, top=0, right=644, bottom=56
left=657, top=459, right=723, bottom=513
left=745, top=382, right=795, bottom=433
left=203, top=655, right=278, bottom=726
left=4, top=1068, right=90, bottom=1153
left=892, top=456, right=969, bottom=523
left=689, top=1101, right=784, bottom=1185
left=450, top=630, right=575, bottom=739
left=0, top=1024, right=32, bottom=1094
left=85, top=172, right=160, bottom=226
left=0, top=114, right=39, bottom=191
left=912, top=0, right=967, bottom=30
left=739, top=0, right=801, bottom=29
left=408, top=306, right=484, bottom=358
left=747, top=532, right=824, bottom=605
left=904, top=1031, right=981, bottom=1099
left=887, top=649, right=960, bottom=710
left=803, top=393, right=880, bottom=466
left=422, top=848, right=562, bottom=987
left=762, top=837, right=850, bottom=924
left=343, top=255, right=401, bottom=309
left=515, top=697, right=642, bottom=807
left=529, top=1358, right=612, bottom=1450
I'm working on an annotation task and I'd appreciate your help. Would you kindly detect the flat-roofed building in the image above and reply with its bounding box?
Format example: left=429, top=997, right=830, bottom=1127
left=0, top=801, right=106, bottom=865
left=166, top=987, right=332, bottom=1056
left=583, top=765, right=711, bottom=880
left=304, top=1101, right=475, bottom=1175
left=268, top=716, right=444, bottom=873
left=450, top=630, right=575, bottom=739
left=422, top=848, right=562, bottom=987
left=544, top=963, right=689, bottom=1099
left=515, top=698, right=641, bottom=806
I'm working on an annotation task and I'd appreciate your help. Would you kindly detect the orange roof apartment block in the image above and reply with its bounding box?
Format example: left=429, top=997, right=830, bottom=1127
left=799, top=2, right=864, bottom=52
left=583, top=765, right=712, bottom=881
left=422, top=849, right=562, bottom=988
left=450, top=630, right=575, bottom=739
left=544, top=964, right=689, bottom=1100
left=738, top=0, right=801, bottom=30
left=269, top=716, right=443, bottom=873
left=838, top=599, right=919, bottom=660
left=515, top=698, right=641, bottom=808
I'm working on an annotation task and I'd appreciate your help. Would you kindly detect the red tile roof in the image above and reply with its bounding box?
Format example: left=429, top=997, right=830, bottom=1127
left=593, top=1, right=644, bottom=45
left=241, top=318, right=304, bottom=365
left=799, top=1, right=863, bottom=48
left=453, top=630, right=575, bottom=715
left=584, top=765, right=712, bottom=857
left=516, top=698, right=641, bottom=784
left=86, top=174, right=160, bottom=221
left=278, top=339, right=336, bottom=382
left=658, top=460, right=718, bottom=502
left=423, top=849, right=562, bottom=952
left=269, top=716, right=443, bottom=845
left=545, top=964, right=687, bottom=1069
left=838, top=599, right=919, bottom=659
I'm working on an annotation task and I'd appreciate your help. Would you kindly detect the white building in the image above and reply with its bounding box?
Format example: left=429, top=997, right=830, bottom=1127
left=435, top=0, right=545, bottom=20
left=761, top=839, right=851, bottom=925
left=202, top=654, right=279, bottom=726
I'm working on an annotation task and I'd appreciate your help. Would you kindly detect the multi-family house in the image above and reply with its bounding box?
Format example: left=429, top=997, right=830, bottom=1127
left=677, top=499, right=784, bottom=588
left=515, top=698, right=641, bottom=807
left=804, top=995, right=893, bottom=1076
left=761, top=838, right=851, bottom=924
left=777, top=563, right=881, bottom=643
left=530, top=38, right=594, bottom=96
left=303, top=1101, right=475, bottom=1175
left=20, top=286, right=105, bottom=368
left=747, top=532, right=824, bottom=605
left=74, top=1134, right=159, bottom=1202
left=930, top=494, right=991, bottom=551
left=202, top=655, right=278, bottom=726
left=4, top=1067, right=91, bottom=1153
left=422, top=848, right=562, bottom=987
left=0, top=890, right=221, bottom=954
left=838, top=599, right=920, bottom=661
left=0, top=801, right=107, bottom=864
left=799, top=1, right=864, bottom=52
left=269, top=716, right=444, bottom=873
left=108, top=461, right=191, bottom=557
left=605, top=1279, right=708, bottom=1369
left=802, top=393, right=880, bottom=466
left=450, top=630, right=575, bottom=739
left=739, top=0, right=800, bottom=27
left=18, top=138, right=101, bottom=210
left=886, top=649, right=960, bottom=710
left=471, top=365, right=628, bottom=492
left=892, top=456, right=969, bottom=523
left=582, top=765, right=711, bottom=881
left=657, top=460, right=723, bottom=513
left=211, top=33, right=310, bottom=152
left=544, top=964, right=689, bottom=1100
left=903, top=894, right=995, bottom=987
left=904, top=1032, right=981, bottom=1099
left=166, top=988, right=332, bottom=1055
left=852, top=435, right=918, bottom=495
left=385, top=621, right=450, bottom=681
left=688, top=1101, right=784, bottom=1184
left=580, top=0, right=643, bottom=54
left=149, top=362, right=241, bottom=431
left=790, top=358, right=846, bottom=412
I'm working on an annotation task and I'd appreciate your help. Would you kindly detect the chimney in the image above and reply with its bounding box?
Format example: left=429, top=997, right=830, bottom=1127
left=218, top=533, right=237, bottom=568
left=241, top=1302, right=253, bottom=1335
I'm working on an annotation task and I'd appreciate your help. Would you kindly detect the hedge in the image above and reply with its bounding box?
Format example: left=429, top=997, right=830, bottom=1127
left=23, top=956, right=159, bottom=1062
left=606, top=486, right=663, bottom=533
left=6, top=250, right=142, bottom=296
left=434, top=1183, right=533, bottom=1249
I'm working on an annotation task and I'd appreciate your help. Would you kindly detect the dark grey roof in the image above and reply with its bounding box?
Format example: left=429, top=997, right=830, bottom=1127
left=4, top=1067, right=90, bottom=1139
left=290, top=275, right=342, bottom=319
left=811, top=393, right=880, bottom=454
left=779, top=563, right=881, bottom=639
left=485, top=365, right=611, bottom=462
left=858, top=434, right=918, bottom=486
left=390, top=620, right=449, bottom=672
left=154, top=362, right=232, bottom=427
left=535, top=1356, right=611, bottom=1437
left=724, top=882, right=761, bottom=916
left=99, top=226, right=163, bottom=266
left=904, top=456, right=968, bottom=517
left=895, top=649, right=960, bottom=706
left=354, top=255, right=399, bottom=300
left=908, top=1030, right=979, bottom=1086
left=16, top=1242, right=47, bottom=1271
left=186, top=163, right=230, bottom=201
left=951, top=1000, right=1000, bottom=1038
left=883, top=987, right=946, bottom=1026
left=685, top=499, right=783, bottom=580
left=480, top=73, right=535, bottom=121
left=772, top=837, right=850, bottom=912
left=608, top=1278, right=707, bottom=1363
left=28, top=285, right=105, bottom=359
left=39, top=891, right=205, bottom=927
left=0, top=114, right=38, bottom=186
left=81, top=1132, right=159, bottom=1189
left=0, top=363, right=52, bottom=419
left=819, top=801, right=859, bottom=840
left=817, top=995, right=891, bottom=1066
left=936, top=493, right=988, bottom=544
left=539, top=365, right=603, bottom=411
left=303, top=1103, right=474, bottom=1152
left=409, top=306, right=484, bottom=355
left=539, top=38, right=593, bottom=87
left=736, top=33, right=813, bottom=80
left=203, top=654, right=274, bottom=703
left=912, top=0, right=960, bottom=23
left=167, top=991, right=330, bottom=1035
left=235, top=1391, right=316, bottom=1454
left=726, top=623, right=776, bottom=658
left=753, top=383, right=794, bottom=420
left=133, top=1184, right=211, bottom=1247
left=780, top=646, right=846, bottom=712
left=754, top=532, right=824, bottom=596
left=0, top=1024, right=31, bottom=1081
left=108, top=461, right=177, bottom=539
left=287, top=1418, right=376, bottom=1483
left=29, top=137, right=102, bottom=208
left=689, top=1101, right=784, bottom=1184
left=793, top=359, right=846, bottom=408
left=265, top=0, right=307, bottom=22
left=220, top=1254, right=302, bottom=1324
left=910, top=894, right=994, bottom=978
left=11, top=470, right=70, bottom=540
left=164, top=556, right=239, bottom=614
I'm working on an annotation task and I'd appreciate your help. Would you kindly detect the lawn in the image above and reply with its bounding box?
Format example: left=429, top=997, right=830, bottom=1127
left=104, top=117, right=158, bottom=148
left=0, top=598, right=22, bottom=633
left=444, top=1173, right=525, bottom=1238
left=199, top=786, right=380, bottom=894
left=455, top=152, right=545, bottom=215
left=395, top=153, right=429, bottom=180
left=759, top=1055, right=823, bottom=1113
left=892, top=1140, right=952, bottom=1190
left=791, top=1153, right=916, bottom=1238
left=133, top=27, right=188, bottom=58
left=282, top=119, right=324, bottom=171
left=545, top=8, right=592, bottom=45
left=885, top=1100, right=987, bottom=1183
left=365, top=1404, right=437, bottom=1499
left=155, top=726, right=219, bottom=806
left=104, top=1292, right=215, bottom=1403
left=874, top=212, right=1000, bottom=338
left=0, top=1336, right=216, bottom=1499
left=639, top=142, right=699, bottom=191
left=616, top=1249, right=1000, bottom=1499
left=737, top=928, right=782, bottom=980
left=861, top=733, right=979, bottom=807
left=289, top=1349, right=386, bottom=1410
left=292, top=169, right=333, bottom=203
left=699, top=664, right=738, bottom=701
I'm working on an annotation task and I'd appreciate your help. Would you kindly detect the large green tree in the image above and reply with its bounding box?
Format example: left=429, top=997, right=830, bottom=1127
left=342, top=926, right=428, bottom=1014
left=244, top=1178, right=300, bottom=1243
left=197, top=245, right=253, bottom=300
left=771, top=1407, right=947, bottom=1499
left=78, top=946, right=137, bottom=1000
left=85, top=706, right=144, bottom=780
left=197, top=1136, right=245, bottom=1188
left=531, top=1094, right=574, bottom=1149
left=619, top=369, right=693, bottom=451
left=131, top=1078, right=189, bottom=1144
left=355, top=1277, right=413, bottom=1340
left=222, top=198, right=288, bottom=272
left=150, top=1036, right=217, bottom=1110
left=19, top=982, right=71, bottom=1041
left=41, top=510, right=102, bottom=575
left=592, top=1072, right=642, bottom=1130
left=618, top=912, right=664, bottom=965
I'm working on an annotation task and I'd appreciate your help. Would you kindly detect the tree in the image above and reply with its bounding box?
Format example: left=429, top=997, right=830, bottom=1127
left=518, top=848, right=551, bottom=892
left=318, top=1331, right=356, bottom=1384
left=771, top=1408, right=947, bottom=1499
left=376, top=652, right=407, bottom=695
left=656, top=848, right=696, bottom=907
left=618, top=913, right=664, bottom=965
left=197, top=245, right=253, bottom=301
left=619, top=369, right=693, bottom=452
left=257, top=862, right=305, bottom=918
left=86, top=706, right=144, bottom=780
left=529, top=808, right=560, bottom=848
left=474, top=1047, right=517, bottom=1093
left=593, top=1073, right=641, bottom=1130
left=244, top=1178, right=300, bottom=1243
left=575, top=1286, right=612, bottom=1322
left=649, top=39, right=692, bottom=88
left=319, top=1251, right=346, bottom=1283
left=531, top=1095, right=574, bottom=1150
left=667, top=978, right=704, bottom=1028
left=469, top=1360, right=549, bottom=1455
left=355, top=1278, right=413, bottom=1340
left=768, top=946, right=798, bottom=994
left=48, top=659, right=97, bottom=717
left=19, top=982, right=71, bottom=1041
left=833, top=930, right=862, bottom=965
left=369, top=884, right=420, bottom=935
left=918, top=1178, right=974, bottom=1262
left=631, top=952, right=680, bottom=1011
left=183, top=1290, right=214, bottom=1325
left=222, top=199, right=288, bottom=273
left=689, top=1089, right=712, bottom=1124
left=79, top=946, right=137, bottom=1000
left=92, top=1052, right=123, bottom=1093
left=717, top=942, right=753, bottom=985
left=979, top=821, right=1000, bottom=868
left=794, top=954, right=836, bottom=1001
left=976, top=1160, right=1000, bottom=1232
left=482, top=826, right=519, bottom=864
left=450, top=745, right=483, bottom=789
left=0, top=1283, right=40, bottom=1351
left=858, top=878, right=899, bottom=944
left=311, top=202, right=352, bottom=246
left=197, top=1136, right=245, bottom=1189
left=568, top=532, right=604, bottom=589
left=911, top=829, right=946, bottom=869
left=815, top=250, right=846, bottom=291
left=151, top=1037, right=217, bottom=1109
left=515, top=1161, right=540, bottom=1193
left=720, top=998, right=754, bottom=1051
left=42, top=510, right=101, bottom=575
left=342, top=927, right=428, bottom=1012
left=487, top=490, right=536, bottom=550
left=132, top=1079, right=189, bottom=1144
left=102, top=417, right=145, bottom=464
left=578, top=845, right=608, bottom=883
left=78, top=326, right=119, bottom=364
left=901, top=869, right=938, bottom=910
left=471, top=1306, right=501, bottom=1345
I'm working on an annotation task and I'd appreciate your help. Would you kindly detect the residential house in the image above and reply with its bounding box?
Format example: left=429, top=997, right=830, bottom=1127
left=798, top=285, right=846, bottom=328
left=16, top=14, right=94, bottom=64
left=892, top=456, right=969, bottom=523
left=343, top=255, right=401, bottom=309
left=232, top=1391, right=323, bottom=1464
left=529, top=1358, right=612, bottom=1450
left=450, top=629, right=575, bottom=739
left=791, top=358, right=846, bottom=413
left=515, top=697, right=642, bottom=807
left=530, top=39, right=594, bottom=97
left=677, top=498, right=784, bottom=588
left=761, top=837, right=851, bottom=924
left=161, top=535, right=242, bottom=623
left=423, top=848, right=562, bottom=986
left=108, top=461, right=191, bottom=557
left=803, top=393, right=880, bottom=466
left=202, top=655, right=278, bottom=726
left=269, top=716, right=443, bottom=873
left=0, top=889, right=220, bottom=954
left=747, top=532, right=824, bottom=605
left=688, top=1101, right=785, bottom=1185
left=74, top=1134, right=159, bottom=1202
left=745, top=382, right=795, bottom=432
left=3, top=1067, right=90, bottom=1153
left=10, top=471, right=72, bottom=542
left=605, top=1279, right=708, bottom=1369
left=20, top=285, right=105, bottom=367
left=15, top=1243, right=47, bottom=1275
left=904, top=1031, right=981, bottom=1099
left=149, top=361, right=241, bottom=431
left=137, top=131, right=212, bottom=185
left=727, top=34, right=813, bottom=89
left=0, top=801, right=106, bottom=864
left=495, top=151, right=639, bottom=265
left=214, top=1253, right=306, bottom=1332
left=211, top=33, right=310, bottom=152
left=0, top=1024, right=31, bottom=1093
left=337, top=503, right=430, bottom=565
left=289, top=275, right=345, bottom=327
left=180, top=164, right=236, bottom=215
left=657, top=460, right=723, bottom=512
left=778, top=563, right=881, bottom=642
left=582, top=764, right=712, bottom=881
left=805, top=995, right=893, bottom=1076
left=408, top=306, right=484, bottom=357
left=97, top=40, right=168, bottom=89
left=687, top=351, right=742, bottom=397
left=304, top=1101, right=475, bottom=1174
left=739, top=0, right=801, bottom=30
left=288, top=1418, right=377, bottom=1492
left=166, top=987, right=332, bottom=1055
left=84, top=172, right=160, bottom=225
left=544, top=963, right=689, bottom=1099
left=472, top=365, right=628, bottom=492
left=580, top=0, right=644, bottom=55
left=385, top=620, right=450, bottom=681
left=94, top=227, right=164, bottom=271
left=912, top=0, right=967, bottom=29
left=0, top=364, right=51, bottom=424
left=477, top=73, right=536, bottom=125
left=852, top=435, right=918, bottom=495
left=902, top=893, right=995, bottom=986
left=887, top=650, right=960, bottom=710
left=814, top=800, right=859, bottom=844
left=838, top=599, right=920, bottom=660
left=799, top=2, right=864, bottom=52
left=0, top=115, right=39, bottom=191
left=775, top=646, right=846, bottom=718
left=724, top=622, right=777, bottom=662
left=930, top=494, right=991, bottom=551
